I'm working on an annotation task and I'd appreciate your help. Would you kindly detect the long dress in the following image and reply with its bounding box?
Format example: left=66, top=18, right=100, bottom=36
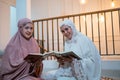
left=0, top=31, right=43, bottom=80
left=55, top=67, right=76, bottom=80
left=64, top=32, right=101, bottom=80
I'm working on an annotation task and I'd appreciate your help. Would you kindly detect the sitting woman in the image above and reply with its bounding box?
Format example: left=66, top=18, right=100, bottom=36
left=0, top=18, right=43, bottom=80
left=56, top=19, right=101, bottom=80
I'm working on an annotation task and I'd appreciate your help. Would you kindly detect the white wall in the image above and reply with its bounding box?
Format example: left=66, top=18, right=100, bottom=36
left=0, top=0, right=31, bottom=54
left=16, top=0, right=31, bottom=21
left=0, top=1, right=11, bottom=54
left=10, top=6, right=17, bottom=37
left=31, top=0, right=120, bottom=20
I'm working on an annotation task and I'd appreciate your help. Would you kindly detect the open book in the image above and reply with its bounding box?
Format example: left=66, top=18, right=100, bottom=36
left=24, top=51, right=81, bottom=62
left=24, top=53, right=51, bottom=63
left=54, top=51, right=81, bottom=60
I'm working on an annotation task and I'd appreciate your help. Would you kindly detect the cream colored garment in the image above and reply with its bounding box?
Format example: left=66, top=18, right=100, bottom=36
left=55, top=67, right=76, bottom=80
left=57, top=77, right=76, bottom=80
left=60, top=20, right=101, bottom=80
left=55, top=67, right=73, bottom=77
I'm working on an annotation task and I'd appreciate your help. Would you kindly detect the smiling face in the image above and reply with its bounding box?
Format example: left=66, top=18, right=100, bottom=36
left=60, top=25, right=73, bottom=40
left=20, top=22, right=34, bottom=40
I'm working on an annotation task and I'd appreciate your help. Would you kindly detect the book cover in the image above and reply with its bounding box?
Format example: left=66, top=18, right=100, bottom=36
left=47, top=51, right=81, bottom=60
left=24, top=53, right=48, bottom=63
left=58, top=51, right=81, bottom=60
left=24, top=51, right=81, bottom=63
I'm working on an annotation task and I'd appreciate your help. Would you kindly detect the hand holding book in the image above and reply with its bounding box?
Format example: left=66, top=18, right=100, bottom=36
left=24, top=53, right=45, bottom=63
left=24, top=51, right=81, bottom=63
left=58, top=51, right=81, bottom=60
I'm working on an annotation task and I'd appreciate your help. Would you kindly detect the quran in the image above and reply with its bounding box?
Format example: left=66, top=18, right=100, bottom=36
left=24, top=53, right=50, bottom=62
left=55, top=51, right=81, bottom=60
left=24, top=51, right=81, bottom=62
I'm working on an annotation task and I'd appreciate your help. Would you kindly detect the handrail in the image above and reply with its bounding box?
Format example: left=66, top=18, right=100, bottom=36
left=33, top=8, right=120, bottom=22
left=33, top=8, right=120, bottom=56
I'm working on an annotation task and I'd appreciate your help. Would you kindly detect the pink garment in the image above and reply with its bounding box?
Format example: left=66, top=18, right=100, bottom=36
left=0, top=18, right=43, bottom=80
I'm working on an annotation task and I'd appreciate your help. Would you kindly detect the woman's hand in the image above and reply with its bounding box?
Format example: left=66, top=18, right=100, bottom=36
left=26, top=57, right=44, bottom=63
left=57, top=56, right=73, bottom=65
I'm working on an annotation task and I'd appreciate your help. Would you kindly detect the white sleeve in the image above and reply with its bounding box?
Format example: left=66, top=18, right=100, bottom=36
left=79, top=37, right=101, bottom=80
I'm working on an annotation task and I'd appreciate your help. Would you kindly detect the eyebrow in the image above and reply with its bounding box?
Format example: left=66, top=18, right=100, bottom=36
left=61, top=27, right=69, bottom=32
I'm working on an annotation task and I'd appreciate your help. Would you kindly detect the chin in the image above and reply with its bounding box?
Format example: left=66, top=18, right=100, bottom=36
left=68, top=36, right=72, bottom=39
left=23, top=36, right=32, bottom=40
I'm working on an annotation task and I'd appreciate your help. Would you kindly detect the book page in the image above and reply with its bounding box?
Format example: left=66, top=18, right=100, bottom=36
left=59, top=51, right=81, bottom=60
left=47, top=51, right=81, bottom=60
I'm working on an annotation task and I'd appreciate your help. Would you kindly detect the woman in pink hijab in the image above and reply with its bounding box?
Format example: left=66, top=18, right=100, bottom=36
left=0, top=18, right=43, bottom=80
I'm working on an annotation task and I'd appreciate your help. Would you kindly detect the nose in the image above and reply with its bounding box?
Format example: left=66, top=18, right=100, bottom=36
left=64, top=30, right=68, bottom=34
left=28, top=28, right=31, bottom=31
left=28, top=28, right=33, bottom=33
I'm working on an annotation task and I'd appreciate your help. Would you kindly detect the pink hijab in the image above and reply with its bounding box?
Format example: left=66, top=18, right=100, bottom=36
left=0, top=18, right=42, bottom=80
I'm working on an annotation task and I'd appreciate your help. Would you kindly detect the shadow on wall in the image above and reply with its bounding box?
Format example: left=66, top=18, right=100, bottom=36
left=0, top=50, right=3, bottom=59
left=0, top=50, right=3, bottom=67
left=101, top=60, right=120, bottom=79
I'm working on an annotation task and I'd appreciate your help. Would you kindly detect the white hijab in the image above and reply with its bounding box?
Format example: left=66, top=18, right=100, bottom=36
left=60, top=20, right=81, bottom=43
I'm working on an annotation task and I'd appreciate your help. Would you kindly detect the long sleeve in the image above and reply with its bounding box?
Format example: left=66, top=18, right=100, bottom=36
left=65, top=33, right=101, bottom=80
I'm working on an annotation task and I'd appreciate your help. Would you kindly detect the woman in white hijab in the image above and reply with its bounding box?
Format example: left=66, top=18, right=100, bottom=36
left=58, top=19, right=101, bottom=80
